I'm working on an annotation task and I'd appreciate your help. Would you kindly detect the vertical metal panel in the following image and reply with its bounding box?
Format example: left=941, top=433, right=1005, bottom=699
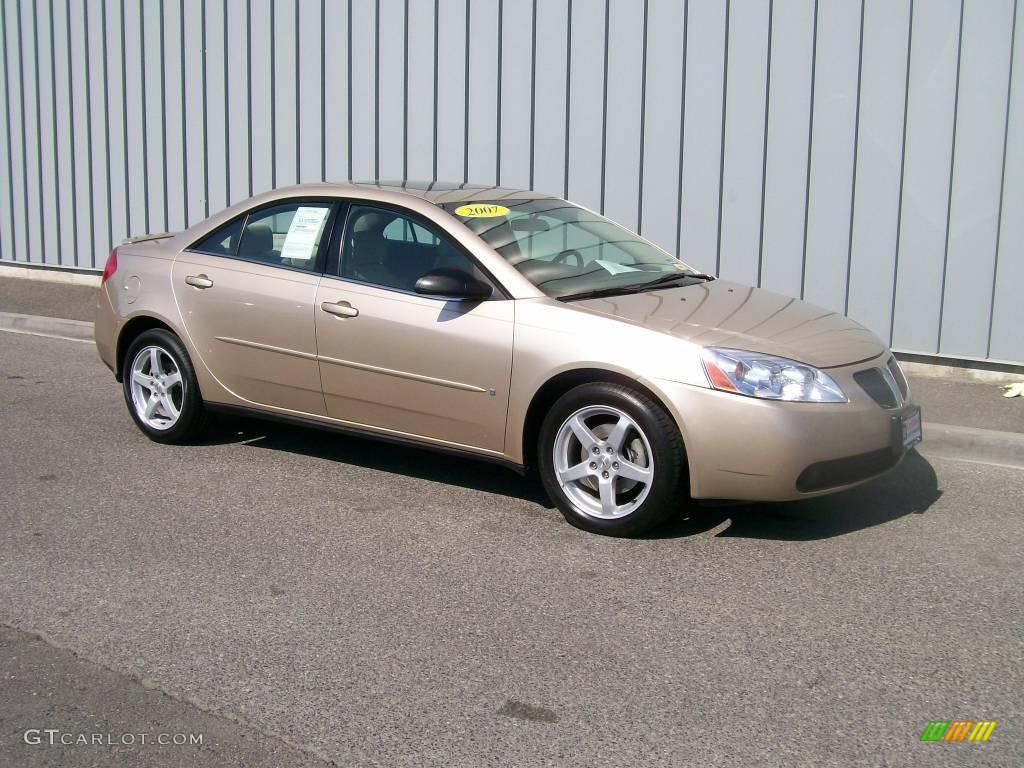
left=531, top=0, right=567, bottom=197
left=566, top=0, right=605, bottom=213
left=801, top=0, right=861, bottom=312
left=466, top=0, right=498, bottom=185
left=182, top=0, right=205, bottom=223
left=759, top=0, right=815, bottom=298
left=105, top=0, right=127, bottom=249
left=323, top=0, right=349, bottom=182
left=405, top=0, right=433, bottom=180
left=377, top=0, right=405, bottom=180
left=497, top=0, right=530, bottom=189
left=349, top=0, right=376, bottom=179
left=637, top=0, right=684, bottom=252
left=0, top=3, right=13, bottom=263
left=846, top=0, right=912, bottom=343
left=678, top=0, right=727, bottom=274
left=297, top=0, right=323, bottom=183
left=18, top=2, right=41, bottom=265
left=434, top=0, right=465, bottom=181
left=202, top=0, right=227, bottom=211
left=989, top=0, right=1023, bottom=363
left=86, top=0, right=109, bottom=260
left=718, top=0, right=769, bottom=285
left=68, top=0, right=92, bottom=259
left=142, top=1, right=166, bottom=234
left=225, top=0, right=249, bottom=202
left=271, top=0, right=297, bottom=186
left=938, top=0, right=1015, bottom=357
left=602, top=0, right=645, bottom=230
left=35, top=0, right=58, bottom=264
left=247, top=0, right=272, bottom=194
left=891, top=0, right=961, bottom=353
left=160, top=0, right=184, bottom=228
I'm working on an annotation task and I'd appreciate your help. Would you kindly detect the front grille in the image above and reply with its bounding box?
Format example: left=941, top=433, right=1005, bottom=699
left=796, top=447, right=901, bottom=492
left=854, top=368, right=900, bottom=409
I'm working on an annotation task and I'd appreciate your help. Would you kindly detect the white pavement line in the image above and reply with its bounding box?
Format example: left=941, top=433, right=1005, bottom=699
left=0, top=311, right=94, bottom=342
left=0, top=326, right=92, bottom=344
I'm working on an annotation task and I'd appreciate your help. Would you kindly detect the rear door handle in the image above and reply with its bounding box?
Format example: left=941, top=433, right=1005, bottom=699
left=320, top=300, right=359, bottom=318
left=185, top=274, right=214, bottom=289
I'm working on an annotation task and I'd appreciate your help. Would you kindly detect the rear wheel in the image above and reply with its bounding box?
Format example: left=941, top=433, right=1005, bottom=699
left=538, top=382, right=687, bottom=536
left=122, top=329, right=208, bottom=443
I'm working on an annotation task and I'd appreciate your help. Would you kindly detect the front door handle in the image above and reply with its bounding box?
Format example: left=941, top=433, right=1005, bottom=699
left=185, top=274, right=214, bottom=289
left=320, top=300, right=359, bottom=318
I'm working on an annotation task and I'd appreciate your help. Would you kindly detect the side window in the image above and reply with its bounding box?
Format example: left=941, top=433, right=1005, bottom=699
left=191, top=217, right=244, bottom=257
left=341, top=205, right=493, bottom=295
left=235, top=202, right=333, bottom=272
left=382, top=218, right=439, bottom=245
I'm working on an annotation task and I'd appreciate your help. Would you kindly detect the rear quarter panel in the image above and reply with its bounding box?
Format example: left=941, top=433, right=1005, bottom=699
left=98, top=238, right=188, bottom=379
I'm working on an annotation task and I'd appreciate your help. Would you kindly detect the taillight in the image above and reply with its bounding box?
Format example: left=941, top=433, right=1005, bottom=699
left=101, top=247, right=118, bottom=284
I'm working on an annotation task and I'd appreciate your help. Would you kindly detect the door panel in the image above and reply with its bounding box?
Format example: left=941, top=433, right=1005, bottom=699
left=314, top=277, right=514, bottom=452
left=172, top=252, right=325, bottom=414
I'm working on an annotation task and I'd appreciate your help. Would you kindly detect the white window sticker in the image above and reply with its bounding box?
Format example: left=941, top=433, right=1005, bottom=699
left=594, top=259, right=641, bottom=275
left=279, top=206, right=329, bottom=261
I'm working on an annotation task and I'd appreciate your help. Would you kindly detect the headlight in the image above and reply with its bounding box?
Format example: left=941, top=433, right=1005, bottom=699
left=701, top=347, right=847, bottom=403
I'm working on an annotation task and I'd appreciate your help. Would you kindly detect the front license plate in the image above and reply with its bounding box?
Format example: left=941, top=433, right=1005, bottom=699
left=901, top=406, right=922, bottom=449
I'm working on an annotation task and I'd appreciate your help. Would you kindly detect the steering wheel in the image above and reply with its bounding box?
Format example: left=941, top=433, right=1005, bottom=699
left=553, top=249, right=585, bottom=268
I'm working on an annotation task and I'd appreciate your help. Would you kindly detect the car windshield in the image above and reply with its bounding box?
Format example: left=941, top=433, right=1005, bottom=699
left=441, top=198, right=703, bottom=299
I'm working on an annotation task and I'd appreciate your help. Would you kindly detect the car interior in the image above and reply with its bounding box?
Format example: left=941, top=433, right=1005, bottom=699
left=341, top=206, right=492, bottom=295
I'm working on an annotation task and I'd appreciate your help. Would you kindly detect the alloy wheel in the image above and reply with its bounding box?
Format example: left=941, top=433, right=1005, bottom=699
left=129, top=345, right=184, bottom=431
left=552, top=405, right=654, bottom=520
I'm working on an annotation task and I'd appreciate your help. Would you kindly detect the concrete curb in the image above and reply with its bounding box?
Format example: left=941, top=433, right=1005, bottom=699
left=0, top=262, right=102, bottom=287
left=918, top=422, right=1024, bottom=469
left=2, top=310, right=1023, bottom=468
left=0, top=311, right=94, bottom=342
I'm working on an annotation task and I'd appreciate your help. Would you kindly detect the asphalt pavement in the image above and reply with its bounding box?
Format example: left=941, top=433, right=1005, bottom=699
left=1, top=330, right=1022, bottom=767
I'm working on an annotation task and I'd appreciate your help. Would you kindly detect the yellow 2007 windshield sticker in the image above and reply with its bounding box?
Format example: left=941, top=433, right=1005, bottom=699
left=454, top=203, right=510, bottom=218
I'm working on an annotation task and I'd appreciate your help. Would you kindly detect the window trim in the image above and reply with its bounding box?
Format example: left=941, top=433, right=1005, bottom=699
left=184, top=197, right=343, bottom=276
left=330, top=200, right=511, bottom=301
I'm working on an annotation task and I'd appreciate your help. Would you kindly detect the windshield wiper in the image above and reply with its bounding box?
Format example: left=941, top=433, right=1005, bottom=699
left=558, top=270, right=714, bottom=302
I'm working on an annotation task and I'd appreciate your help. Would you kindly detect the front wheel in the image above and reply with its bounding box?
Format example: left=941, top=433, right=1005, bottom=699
left=538, top=382, right=688, bottom=536
left=122, top=328, right=208, bottom=444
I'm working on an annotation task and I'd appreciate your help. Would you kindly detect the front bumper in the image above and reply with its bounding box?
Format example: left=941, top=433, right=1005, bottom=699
left=649, top=358, right=919, bottom=501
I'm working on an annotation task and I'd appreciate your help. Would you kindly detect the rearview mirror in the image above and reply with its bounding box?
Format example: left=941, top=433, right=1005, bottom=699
left=414, top=268, right=493, bottom=300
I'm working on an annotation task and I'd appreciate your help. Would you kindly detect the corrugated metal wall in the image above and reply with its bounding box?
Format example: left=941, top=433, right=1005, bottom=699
left=0, top=0, right=1021, bottom=363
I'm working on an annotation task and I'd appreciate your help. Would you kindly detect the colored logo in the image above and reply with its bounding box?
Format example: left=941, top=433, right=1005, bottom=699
left=920, top=721, right=997, bottom=742
left=454, top=204, right=510, bottom=218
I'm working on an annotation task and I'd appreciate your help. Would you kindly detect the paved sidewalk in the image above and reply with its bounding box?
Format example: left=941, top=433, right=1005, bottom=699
left=1, top=274, right=1021, bottom=438
left=0, top=275, right=98, bottom=322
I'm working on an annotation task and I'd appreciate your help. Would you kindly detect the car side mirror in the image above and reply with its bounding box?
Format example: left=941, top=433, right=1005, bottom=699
left=414, top=268, right=493, bottom=300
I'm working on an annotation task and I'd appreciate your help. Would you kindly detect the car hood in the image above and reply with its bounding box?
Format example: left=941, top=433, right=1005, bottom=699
left=568, top=279, right=887, bottom=368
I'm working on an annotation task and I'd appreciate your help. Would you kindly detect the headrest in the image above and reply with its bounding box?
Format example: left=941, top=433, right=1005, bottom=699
left=351, top=211, right=391, bottom=235
left=243, top=222, right=273, bottom=254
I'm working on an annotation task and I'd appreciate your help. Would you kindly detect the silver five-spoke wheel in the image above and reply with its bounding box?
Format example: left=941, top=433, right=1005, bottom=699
left=129, top=345, right=184, bottom=431
left=553, top=405, right=654, bottom=520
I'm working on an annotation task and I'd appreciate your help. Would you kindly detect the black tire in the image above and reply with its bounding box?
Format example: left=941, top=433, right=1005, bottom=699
left=121, top=328, right=208, bottom=444
left=538, top=382, right=688, bottom=536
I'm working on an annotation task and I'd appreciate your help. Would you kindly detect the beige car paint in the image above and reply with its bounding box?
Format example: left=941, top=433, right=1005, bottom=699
left=314, top=274, right=514, bottom=453
left=96, top=182, right=914, bottom=502
left=171, top=251, right=327, bottom=415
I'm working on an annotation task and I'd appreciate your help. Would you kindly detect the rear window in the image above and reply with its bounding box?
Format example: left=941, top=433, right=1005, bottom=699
left=191, top=218, right=243, bottom=257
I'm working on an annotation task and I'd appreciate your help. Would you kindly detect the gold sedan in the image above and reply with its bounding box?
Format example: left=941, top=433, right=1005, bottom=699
left=95, top=182, right=921, bottom=536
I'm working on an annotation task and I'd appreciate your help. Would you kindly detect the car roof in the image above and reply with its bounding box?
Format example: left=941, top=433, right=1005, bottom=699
left=309, top=180, right=560, bottom=206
